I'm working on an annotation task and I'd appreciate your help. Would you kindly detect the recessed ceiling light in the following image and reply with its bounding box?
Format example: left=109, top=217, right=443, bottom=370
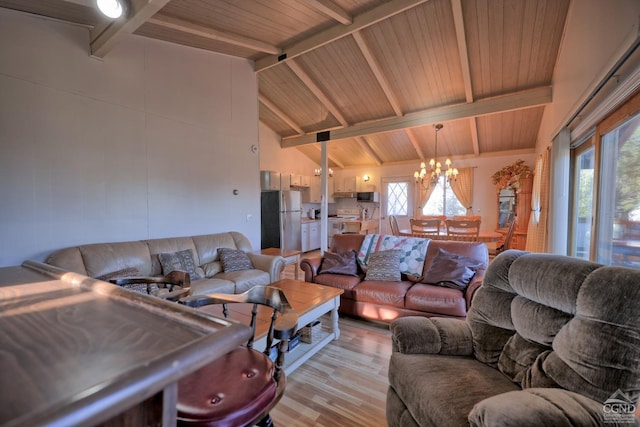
left=97, top=0, right=124, bottom=19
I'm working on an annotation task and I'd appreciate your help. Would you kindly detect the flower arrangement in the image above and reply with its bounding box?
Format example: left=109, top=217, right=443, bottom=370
left=492, top=159, right=533, bottom=190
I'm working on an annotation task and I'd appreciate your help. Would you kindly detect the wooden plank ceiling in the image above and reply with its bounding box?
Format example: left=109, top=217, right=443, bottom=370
left=1, top=0, right=570, bottom=169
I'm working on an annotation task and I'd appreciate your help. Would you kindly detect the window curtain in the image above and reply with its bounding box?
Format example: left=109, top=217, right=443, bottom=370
left=416, top=183, right=436, bottom=216
left=526, top=148, right=550, bottom=252
left=450, top=167, right=473, bottom=215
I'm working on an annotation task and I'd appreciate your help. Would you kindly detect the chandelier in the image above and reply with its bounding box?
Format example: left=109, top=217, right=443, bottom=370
left=414, top=123, right=458, bottom=188
left=314, top=168, right=333, bottom=177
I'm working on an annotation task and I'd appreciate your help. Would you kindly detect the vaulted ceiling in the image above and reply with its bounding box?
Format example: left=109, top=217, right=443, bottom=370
left=1, top=0, right=571, bottom=169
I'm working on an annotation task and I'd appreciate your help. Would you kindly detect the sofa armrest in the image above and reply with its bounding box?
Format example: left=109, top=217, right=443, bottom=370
left=465, top=273, right=484, bottom=310
left=469, top=388, right=615, bottom=427
left=300, top=256, right=323, bottom=282
left=390, top=316, right=473, bottom=356
left=246, top=253, right=285, bottom=283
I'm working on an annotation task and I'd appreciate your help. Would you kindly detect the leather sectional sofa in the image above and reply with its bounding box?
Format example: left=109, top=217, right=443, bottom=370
left=45, top=231, right=285, bottom=296
left=300, top=233, right=489, bottom=322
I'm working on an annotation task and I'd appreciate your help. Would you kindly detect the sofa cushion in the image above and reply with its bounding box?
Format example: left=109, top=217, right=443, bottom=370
left=422, top=248, right=484, bottom=290
left=202, top=261, right=223, bottom=277
left=405, top=283, right=468, bottom=317
left=353, top=280, right=413, bottom=308
left=190, top=277, right=236, bottom=295
left=318, top=251, right=358, bottom=276
left=219, top=248, right=254, bottom=272
left=388, top=353, right=519, bottom=427
left=215, top=270, right=270, bottom=293
left=146, top=237, right=200, bottom=275
left=365, top=250, right=402, bottom=282
left=314, top=273, right=362, bottom=299
left=78, top=241, right=153, bottom=278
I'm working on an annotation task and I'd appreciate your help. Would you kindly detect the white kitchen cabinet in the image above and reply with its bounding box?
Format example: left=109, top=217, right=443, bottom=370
left=260, top=170, right=281, bottom=190
left=309, top=222, right=320, bottom=250
left=301, top=175, right=311, bottom=187
left=301, top=221, right=321, bottom=252
left=300, top=222, right=310, bottom=252
left=290, top=174, right=302, bottom=186
left=334, top=176, right=357, bottom=192
left=303, top=176, right=334, bottom=203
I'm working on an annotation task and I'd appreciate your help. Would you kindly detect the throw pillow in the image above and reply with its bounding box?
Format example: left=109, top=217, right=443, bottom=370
left=364, top=250, right=402, bottom=282
left=423, top=248, right=484, bottom=290
left=158, top=249, right=204, bottom=280
left=318, top=251, right=358, bottom=276
left=219, top=248, right=254, bottom=272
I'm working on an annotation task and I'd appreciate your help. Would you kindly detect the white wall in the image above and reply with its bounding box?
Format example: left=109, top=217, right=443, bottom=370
left=0, top=9, right=261, bottom=266
left=259, top=122, right=318, bottom=175
left=537, top=0, right=640, bottom=149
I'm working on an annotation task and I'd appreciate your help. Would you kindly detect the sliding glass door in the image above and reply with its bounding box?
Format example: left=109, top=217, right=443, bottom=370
left=596, top=112, right=640, bottom=267
left=571, top=145, right=595, bottom=259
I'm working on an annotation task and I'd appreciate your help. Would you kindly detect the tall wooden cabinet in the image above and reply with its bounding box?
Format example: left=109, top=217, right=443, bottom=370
left=512, top=176, right=533, bottom=250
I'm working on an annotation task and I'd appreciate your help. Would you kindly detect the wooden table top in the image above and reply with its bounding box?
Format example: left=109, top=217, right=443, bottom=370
left=0, top=261, right=250, bottom=427
left=199, top=279, right=342, bottom=342
left=398, top=229, right=503, bottom=242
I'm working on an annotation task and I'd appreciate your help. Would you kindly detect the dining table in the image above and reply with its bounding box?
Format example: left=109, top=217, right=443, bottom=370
left=399, top=228, right=503, bottom=242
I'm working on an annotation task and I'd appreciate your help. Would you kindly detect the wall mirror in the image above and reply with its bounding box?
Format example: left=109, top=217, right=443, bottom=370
left=498, top=188, right=515, bottom=229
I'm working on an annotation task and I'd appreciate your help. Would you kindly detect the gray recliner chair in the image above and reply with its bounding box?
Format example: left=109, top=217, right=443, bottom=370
left=387, top=250, right=640, bottom=426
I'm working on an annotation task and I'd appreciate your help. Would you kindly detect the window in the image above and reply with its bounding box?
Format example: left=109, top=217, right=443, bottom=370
left=422, top=177, right=466, bottom=216
left=596, top=112, right=640, bottom=268
left=571, top=146, right=595, bottom=259
left=387, top=181, right=409, bottom=216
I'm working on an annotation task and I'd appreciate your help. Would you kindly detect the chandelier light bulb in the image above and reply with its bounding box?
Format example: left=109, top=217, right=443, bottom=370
left=414, top=123, right=457, bottom=188
left=97, top=0, right=124, bottom=18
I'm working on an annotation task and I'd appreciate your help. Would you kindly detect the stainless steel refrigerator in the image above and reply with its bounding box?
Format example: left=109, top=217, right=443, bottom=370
left=261, top=190, right=302, bottom=251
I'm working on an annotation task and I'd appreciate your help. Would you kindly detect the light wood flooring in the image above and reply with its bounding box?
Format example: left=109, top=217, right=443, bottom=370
left=270, top=254, right=392, bottom=427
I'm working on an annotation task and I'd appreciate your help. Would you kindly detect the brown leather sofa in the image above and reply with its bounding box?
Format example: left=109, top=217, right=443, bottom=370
left=300, top=234, right=488, bottom=322
left=45, top=231, right=285, bottom=296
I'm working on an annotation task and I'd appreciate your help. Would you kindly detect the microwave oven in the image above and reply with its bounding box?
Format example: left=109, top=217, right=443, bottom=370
left=357, top=192, right=379, bottom=202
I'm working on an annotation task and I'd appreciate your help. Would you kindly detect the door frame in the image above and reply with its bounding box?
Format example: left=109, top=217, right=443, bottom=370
left=380, top=176, right=415, bottom=234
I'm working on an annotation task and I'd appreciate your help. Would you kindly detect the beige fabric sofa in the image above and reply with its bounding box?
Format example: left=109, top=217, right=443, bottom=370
left=45, top=231, right=285, bottom=296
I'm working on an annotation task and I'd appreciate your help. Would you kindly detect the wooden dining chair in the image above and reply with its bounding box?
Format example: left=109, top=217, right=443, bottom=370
left=178, top=286, right=298, bottom=427
left=489, top=218, right=517, bottom=258
left=389, top=215, right=400, bottom=236
left=445, top=219, right=481, bottom=241
left=453, top=215, right=482, bottom=222
left=418, top=215, right=446, bottom=231
left=410, top=218, right=442, bottom=237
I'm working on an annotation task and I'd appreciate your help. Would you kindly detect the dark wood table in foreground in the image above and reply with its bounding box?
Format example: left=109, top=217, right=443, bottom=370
left=0, top=261, right=250, bottom=427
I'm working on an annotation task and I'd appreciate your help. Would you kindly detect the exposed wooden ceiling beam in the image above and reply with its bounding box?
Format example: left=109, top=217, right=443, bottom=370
left=449, top=0, right=481, bottom=159
left=255, top=0, right=430, bottom=72
left=146, top=14, right=280, bottom=54
left=90, top=0, right=171, bottom=58
left=451, top=0, right=473, bottom=103
left=304, top=0, right=352, bottom=25
left=352, top=32, right=403, bottom=117
left=356, top=137, right=383, bottom=166
left=282, top=86, right=552, bottom=147
left=405, top=128, right=425, bottom=160
left=469, top=117, right=480, bottom=156
left=258, top=93, right=304, bottom=135
left=286, top=60, right=348, bottom=126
